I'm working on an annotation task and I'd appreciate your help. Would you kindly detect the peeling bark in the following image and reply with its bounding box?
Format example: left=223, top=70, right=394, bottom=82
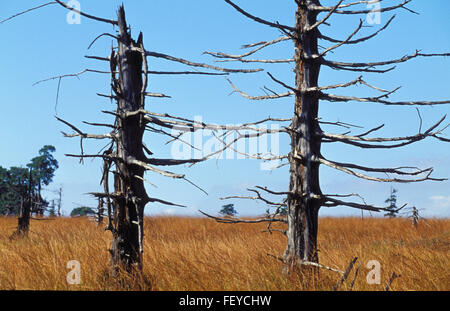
left=109, top=6, right=147, bottom=274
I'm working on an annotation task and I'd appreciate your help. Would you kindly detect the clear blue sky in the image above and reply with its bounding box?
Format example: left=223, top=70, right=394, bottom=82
left=0, top=0, right=449, bottom=218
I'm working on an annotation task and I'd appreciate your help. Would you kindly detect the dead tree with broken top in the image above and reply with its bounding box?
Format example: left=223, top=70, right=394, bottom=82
left=201, top=0, right=450, bottom=269
left=2, top=1, right=273, bottom=276
left=14, top=168, right=34, bottom=237
left=57, top=5, right=259, bottom=274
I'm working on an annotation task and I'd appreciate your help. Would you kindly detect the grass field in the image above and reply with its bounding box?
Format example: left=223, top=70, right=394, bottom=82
left=0, top=216, right=448, bottom=291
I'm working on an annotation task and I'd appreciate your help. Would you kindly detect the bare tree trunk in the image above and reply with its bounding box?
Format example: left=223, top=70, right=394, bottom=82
left=57, top=187, right=62, bottom=217
left=16, top=168, right=33, bottom=236
left=97, top=198, right=104, bottom=226
left=109, top=6, right=147, bottom=274
left=198, top=0, right=450, bottom=274
left=284, top=0, right=322, bottom=266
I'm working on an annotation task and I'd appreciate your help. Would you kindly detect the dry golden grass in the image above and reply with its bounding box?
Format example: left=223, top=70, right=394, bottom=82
left=0, top=216, right=448, bottom=291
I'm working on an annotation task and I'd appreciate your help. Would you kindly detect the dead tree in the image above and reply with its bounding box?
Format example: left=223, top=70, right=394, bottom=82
left=402, top=206, right=425, bottom=227
left=202, top=0, right=450, bottom=268
left=2, top=2, right=271, bottom=275
left=411, top=207, right=419, bottom=227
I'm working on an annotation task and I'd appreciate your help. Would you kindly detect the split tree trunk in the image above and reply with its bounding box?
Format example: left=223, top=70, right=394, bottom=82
left=284, top=0, right=322, bottom=266
left=109, top=6, right=147, bottom=274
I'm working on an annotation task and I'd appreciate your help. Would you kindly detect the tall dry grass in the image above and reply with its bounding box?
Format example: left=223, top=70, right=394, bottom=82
left=0, top=216, right=448, bottom=290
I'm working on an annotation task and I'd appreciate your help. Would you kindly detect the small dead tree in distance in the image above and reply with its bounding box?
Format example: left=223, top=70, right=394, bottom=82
left=2, top=1, right=282, bottom=277
left=201, top=0, right=450, bottom=270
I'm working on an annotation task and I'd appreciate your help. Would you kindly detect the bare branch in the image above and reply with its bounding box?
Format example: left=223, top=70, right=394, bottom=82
left=144, top=157, right=204, bottom=167
left=267, top=254, right=346, bottom=274
left=319, top=15, right=396, bottom=45
left=321, top=92, right=450, bottom=106
left=144, top=92, right=171, bottom=98
left=147, top=197, right=186, bottom=208
left=214, top=58, right=293, bottom=64
left=88, top=33, right=118, bottom=50
left=33, top=69, right=110, bottom=86
left=319, top=19, right=363, bottom=57
left=432, top=135, right=450, bottom=143
left=322, top=50, right=450, bottom=70
left=384, top=272, right=401, bottom=291
left=0, top=2, right=57, bottom=24
left=267, top=72, right=297, bottom=93
left=212, top=131, right=288, bottom=162
left=126, top=157, right=185, bottom=179
left=306, top=0, right=344, bottom=32
left=85, top=55, right=110, bottom=62
left=324, top=196, right=406, bottom=213
left=199, top=210, right=286, bottom=224
left=324, top=63, right=396, bottom=73
left=318, top=119, right=364, bottom=129
left=319, top=157, right=446, bottom=183
left=145, top=50, right=262, bottom=73
left=320, top=115, right=447, bottom=148
left=83, top=121, right=115, bottom=129
left=333, top=257, right=359, bottom=291
left=227, top=78, right=294, bottom=100
left=310, top=0, right=417, bottom=15
left=322, top=158, right=434, bottom=177
left=147, top=70, right=229, bottom=76
left=221, top=188, right=288, bottom=207
left=356, top=124, right=385, bottom=137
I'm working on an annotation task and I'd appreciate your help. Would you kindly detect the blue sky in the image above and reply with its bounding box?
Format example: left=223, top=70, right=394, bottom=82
left=0, top=0, right=449, bottom=218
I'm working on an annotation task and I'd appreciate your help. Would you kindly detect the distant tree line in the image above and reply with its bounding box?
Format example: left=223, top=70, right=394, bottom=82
left=0, top=145, right=58, bottom=216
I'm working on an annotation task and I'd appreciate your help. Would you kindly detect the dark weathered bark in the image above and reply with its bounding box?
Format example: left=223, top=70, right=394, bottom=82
left=109, top=6, right=147, bottom=274
left=16, top=168, right=33, bottom=236
left=57, top=187, right=62, bottom=217
left=17, top=199, right=31, bottom=236
left=284, top=0, right=322, bottom=265
left=37, top=178, right=44, bottom=216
